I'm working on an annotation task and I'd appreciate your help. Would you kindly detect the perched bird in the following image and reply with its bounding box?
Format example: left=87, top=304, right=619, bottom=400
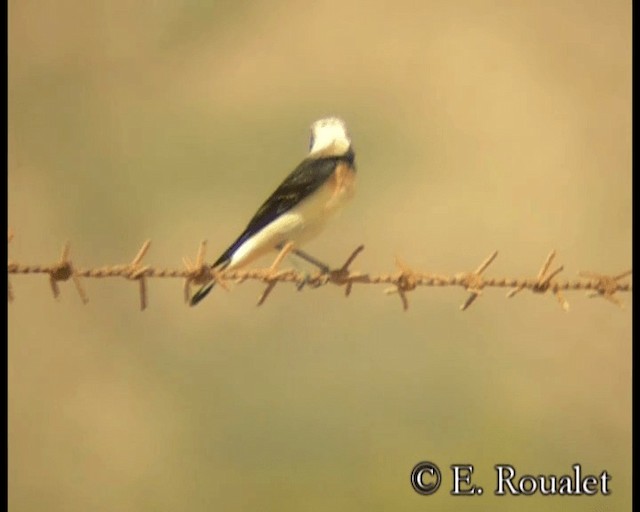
left=190, top=117, right=356, bottom=306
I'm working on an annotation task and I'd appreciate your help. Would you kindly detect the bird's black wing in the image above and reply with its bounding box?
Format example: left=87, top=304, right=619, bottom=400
left=212, top=155, right=342, bottom=267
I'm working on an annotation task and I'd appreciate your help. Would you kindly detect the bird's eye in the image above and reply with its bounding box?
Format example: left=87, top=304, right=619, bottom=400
left=309, top=134, right=315, bottom=151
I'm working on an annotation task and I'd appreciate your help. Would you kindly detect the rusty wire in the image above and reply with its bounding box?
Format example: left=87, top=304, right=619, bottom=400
left=7, top=234, right=632, bottom=312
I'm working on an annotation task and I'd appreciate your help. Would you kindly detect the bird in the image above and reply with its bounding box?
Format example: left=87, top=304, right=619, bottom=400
left=189, top=117, right=356, bottom=306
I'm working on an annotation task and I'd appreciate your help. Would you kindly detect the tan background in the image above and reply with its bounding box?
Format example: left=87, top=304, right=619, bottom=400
left=8, top=1, right=631, bottom=511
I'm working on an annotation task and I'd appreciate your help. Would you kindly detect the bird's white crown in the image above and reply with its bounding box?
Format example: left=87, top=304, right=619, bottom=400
left=308, top=117, right=351, bottom=156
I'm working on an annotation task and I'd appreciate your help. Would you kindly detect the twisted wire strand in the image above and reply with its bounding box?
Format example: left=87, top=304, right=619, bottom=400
left=7, top=238, right=632, bottom=311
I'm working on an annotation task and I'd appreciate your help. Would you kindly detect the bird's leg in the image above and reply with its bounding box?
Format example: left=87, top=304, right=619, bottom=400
left=275, top=243, right=331, bottom=274
left=291, top=248, right=331, bottom=274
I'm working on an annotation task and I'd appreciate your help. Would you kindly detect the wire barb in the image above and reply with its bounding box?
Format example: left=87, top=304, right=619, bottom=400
left=46, top=242, right=89, bottom=304
left=183, top=240, right=217, bottom=302
left=507, top=251, right=568, bottom=311
left=256, top=242, right=295, bottom=306
left=457, top=251, right=498, bottom=311
left=124, top=240, right=152, bottom=311
left=579, top=269, right=633, bottom=308
left=385, top=256, right=419, bottom=311
left=328, top=244, right=366, bottom=296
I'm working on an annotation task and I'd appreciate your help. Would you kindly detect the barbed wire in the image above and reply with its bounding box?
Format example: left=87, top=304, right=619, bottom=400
left=7, top=233, right=632, bottom=312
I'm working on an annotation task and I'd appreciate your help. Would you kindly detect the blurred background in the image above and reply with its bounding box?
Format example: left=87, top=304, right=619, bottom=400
left=8, top=1, right=631, bottom=511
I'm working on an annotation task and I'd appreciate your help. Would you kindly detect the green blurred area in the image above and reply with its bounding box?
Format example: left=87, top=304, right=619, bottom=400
left=8, top=1, right=631, bottom=511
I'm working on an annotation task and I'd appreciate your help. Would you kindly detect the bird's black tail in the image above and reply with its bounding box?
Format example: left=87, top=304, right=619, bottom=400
left=190, top=281, right=215, bottom=306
